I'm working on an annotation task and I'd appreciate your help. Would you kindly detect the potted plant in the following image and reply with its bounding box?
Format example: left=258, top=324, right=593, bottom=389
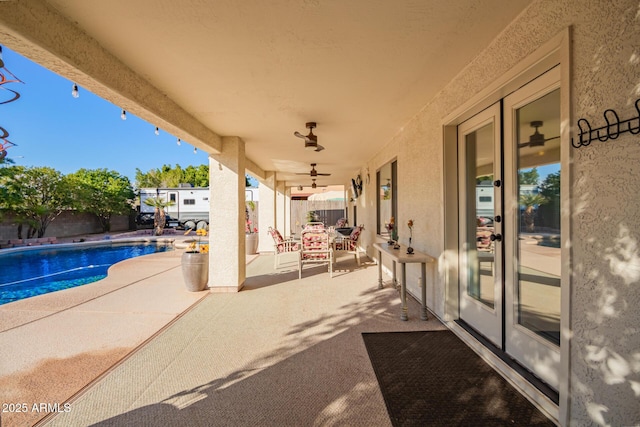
left=245, top=201, right=259, bottom=255
left=181, top=228, right=209, bottom=291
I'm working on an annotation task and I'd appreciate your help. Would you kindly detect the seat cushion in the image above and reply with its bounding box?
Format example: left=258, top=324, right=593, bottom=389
left=349, top=226, right=362, bottom=241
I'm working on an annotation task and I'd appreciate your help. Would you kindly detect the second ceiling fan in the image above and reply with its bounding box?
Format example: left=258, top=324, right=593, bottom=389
left=296, top=163, right=331, bottom=177
left=310, top=179, right=327, bottom=189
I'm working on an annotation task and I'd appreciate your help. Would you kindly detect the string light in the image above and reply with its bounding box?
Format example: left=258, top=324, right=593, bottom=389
left=154, top=126, right=159, bottom=135
left=0, top=45, right=4, bottom=68
left=176, top=137, right=181, bottom=146
left=71, top=83, right=79, bottom=98
left=193, top=146, right=197, bottom=154
left=121, top=109, right=127, bottom=120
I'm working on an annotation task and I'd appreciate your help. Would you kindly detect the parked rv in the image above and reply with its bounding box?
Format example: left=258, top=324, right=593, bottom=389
left=138, top=185, right=259, bottom=229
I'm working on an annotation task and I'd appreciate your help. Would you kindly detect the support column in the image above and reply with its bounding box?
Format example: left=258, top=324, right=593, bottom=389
left=208, top=136, right=246, bottom=292
left=258, top=171, right=276, bottom=253
left=276, top=180, right=286, bottom=234
left=284, top=186, right=292, bottom=236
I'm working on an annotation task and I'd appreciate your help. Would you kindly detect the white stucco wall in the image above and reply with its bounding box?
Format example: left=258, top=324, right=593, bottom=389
left=358, top=0, right=640, bottom=425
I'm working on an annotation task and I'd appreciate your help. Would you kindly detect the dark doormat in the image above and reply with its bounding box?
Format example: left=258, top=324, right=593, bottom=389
left=362, top=331, right=555, bottom=427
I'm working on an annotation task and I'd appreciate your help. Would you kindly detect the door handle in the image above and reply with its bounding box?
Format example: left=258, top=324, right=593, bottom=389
left=490, top=233, right=502, bottom=242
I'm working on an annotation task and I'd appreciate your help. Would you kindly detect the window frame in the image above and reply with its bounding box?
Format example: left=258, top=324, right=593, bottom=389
left=376, top=159, right=397, bottom=236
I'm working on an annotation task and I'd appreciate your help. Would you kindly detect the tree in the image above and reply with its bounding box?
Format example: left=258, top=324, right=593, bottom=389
left=518, top=167, right=540, bottom=185
left=135, top=164, right=255, bottom=189
left=68, top=168, right=135, bottom=232
left=519, top=193, right=548, bottom=232
left=538, top=170, right=561, bottom=230
left=539, top=171, right=560, bottom=201
left=1, top=166, right=72, bottom=238
left=135, top=167, right=164, bottom=188
left=143, top=197, right=175, bottom=236
left=476, top=175, right=493, bottom=185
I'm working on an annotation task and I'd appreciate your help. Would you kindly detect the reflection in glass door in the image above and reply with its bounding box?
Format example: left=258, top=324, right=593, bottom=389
left=458, top=103, right=502, bottom=348
left=504, top=67, right=561, bottom=390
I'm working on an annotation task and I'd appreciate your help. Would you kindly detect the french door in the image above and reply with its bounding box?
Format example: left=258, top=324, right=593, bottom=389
left=459, top=67, right=562, bottom=391
left=458, top=103, right=503, bottom=348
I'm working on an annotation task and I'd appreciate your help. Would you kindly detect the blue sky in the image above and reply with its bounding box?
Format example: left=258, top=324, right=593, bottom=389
left=1, top=47, right=210, bottom=184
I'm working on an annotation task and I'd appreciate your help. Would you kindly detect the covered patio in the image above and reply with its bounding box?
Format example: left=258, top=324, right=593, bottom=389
left=1, top=1, right=639, bottom=426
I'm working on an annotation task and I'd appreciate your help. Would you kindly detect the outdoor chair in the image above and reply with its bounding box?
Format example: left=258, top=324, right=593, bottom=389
left=333, top=224, right=363, bottom=266
left=304, top=222, right=325, bottom=230
left=268, top=226, right=300, bottom=269
left=299, top=227, right=333, bottom=279
left=476, top=226, right=495, bottom=273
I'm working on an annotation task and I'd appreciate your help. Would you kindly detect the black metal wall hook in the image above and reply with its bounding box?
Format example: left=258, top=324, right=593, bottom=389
left=572, top=98, right=640, bottom=148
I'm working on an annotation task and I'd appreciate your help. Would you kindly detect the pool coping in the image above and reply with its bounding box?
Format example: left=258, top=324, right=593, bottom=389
left=0, top=236, right=177, bottom=256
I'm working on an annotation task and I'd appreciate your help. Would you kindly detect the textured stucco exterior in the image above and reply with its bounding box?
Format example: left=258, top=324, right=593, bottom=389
left=358, top=0, right=640, bottom=425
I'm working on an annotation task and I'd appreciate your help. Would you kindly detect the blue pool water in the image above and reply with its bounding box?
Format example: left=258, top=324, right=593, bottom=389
left=0, top=242, right=173, bottom=305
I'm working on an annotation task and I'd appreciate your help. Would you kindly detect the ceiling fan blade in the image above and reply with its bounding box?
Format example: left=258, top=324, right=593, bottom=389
left=317, top=173, right=331, bottom=176
left=294, top=131, right=306, bottom=140
left=314, top=145, right=325, bottom=152
left=518, top=135, right=560, bottom=148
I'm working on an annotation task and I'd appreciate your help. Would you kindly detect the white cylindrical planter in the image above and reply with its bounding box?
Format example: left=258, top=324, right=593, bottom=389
left=246, top=233, right=259, bottom=255
left=181, top=252, right=209, bottom=291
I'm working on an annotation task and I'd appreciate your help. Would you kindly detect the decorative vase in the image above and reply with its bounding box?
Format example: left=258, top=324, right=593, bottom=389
left=181, top=252, right=209, bottom=292
left=407, top=237, right=414, bottom=254
left=246, top=233, right=259, bottom=255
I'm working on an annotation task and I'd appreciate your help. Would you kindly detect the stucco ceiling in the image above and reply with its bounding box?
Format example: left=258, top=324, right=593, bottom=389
left=14, top=0, right=533, bottom=187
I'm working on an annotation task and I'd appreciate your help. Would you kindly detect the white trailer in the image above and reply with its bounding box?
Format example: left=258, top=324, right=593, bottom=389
left=139, top=185, right=259, bottom=229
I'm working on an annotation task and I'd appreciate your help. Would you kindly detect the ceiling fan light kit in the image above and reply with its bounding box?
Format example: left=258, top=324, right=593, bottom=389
left=528, top=121, right=546, bottom=147
left=294, top=122, right=325, bottom=152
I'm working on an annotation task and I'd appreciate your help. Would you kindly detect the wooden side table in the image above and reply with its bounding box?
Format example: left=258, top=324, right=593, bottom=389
left=373, top=242, right=436, bottom=321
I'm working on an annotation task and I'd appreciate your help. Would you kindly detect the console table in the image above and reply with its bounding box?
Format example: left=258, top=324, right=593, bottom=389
left=373, top=242, right=436, bottom=321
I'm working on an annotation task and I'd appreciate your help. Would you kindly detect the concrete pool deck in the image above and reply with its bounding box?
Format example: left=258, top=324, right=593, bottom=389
left=0, top=232, right=243, bottom=427
left=0, top=231, right=443, bottom=426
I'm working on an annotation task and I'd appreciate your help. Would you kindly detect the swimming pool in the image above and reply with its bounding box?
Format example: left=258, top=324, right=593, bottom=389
left=0, top=241, right=174, bottom=305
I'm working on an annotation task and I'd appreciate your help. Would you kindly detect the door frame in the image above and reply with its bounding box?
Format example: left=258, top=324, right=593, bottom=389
left=441, top=28, right=571, bottom=424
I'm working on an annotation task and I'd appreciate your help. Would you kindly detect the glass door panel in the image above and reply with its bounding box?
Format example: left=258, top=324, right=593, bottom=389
left=504, top=67, right=561, bottom=390
left=515, top=89, right=561, bottom=345
left=465, top=124, right=496, bottom=308
left=458, top=103, right=502, bottom=348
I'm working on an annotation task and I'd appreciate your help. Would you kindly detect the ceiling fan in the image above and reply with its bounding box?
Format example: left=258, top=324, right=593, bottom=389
left=294, top=122, right=325, bottom=152
left=311, top=179, right=328, bottom=189
left=296, top=163, right=331, bottom=177
left=518, top=121, right=560, bottom=148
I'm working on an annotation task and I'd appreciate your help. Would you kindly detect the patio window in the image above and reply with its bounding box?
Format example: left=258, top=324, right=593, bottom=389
left=376, top=160, right=397, bottom=236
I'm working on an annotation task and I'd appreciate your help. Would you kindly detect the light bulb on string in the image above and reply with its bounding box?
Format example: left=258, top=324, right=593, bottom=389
left=121, top=109, right=127, bottom=120
left=154, top=127, right=159, bottom=135
left=71, top=83, right=79, bottom=98
left=176, top=138, right=181, bottom=146
left=193, top=146, right=197, bottom=154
